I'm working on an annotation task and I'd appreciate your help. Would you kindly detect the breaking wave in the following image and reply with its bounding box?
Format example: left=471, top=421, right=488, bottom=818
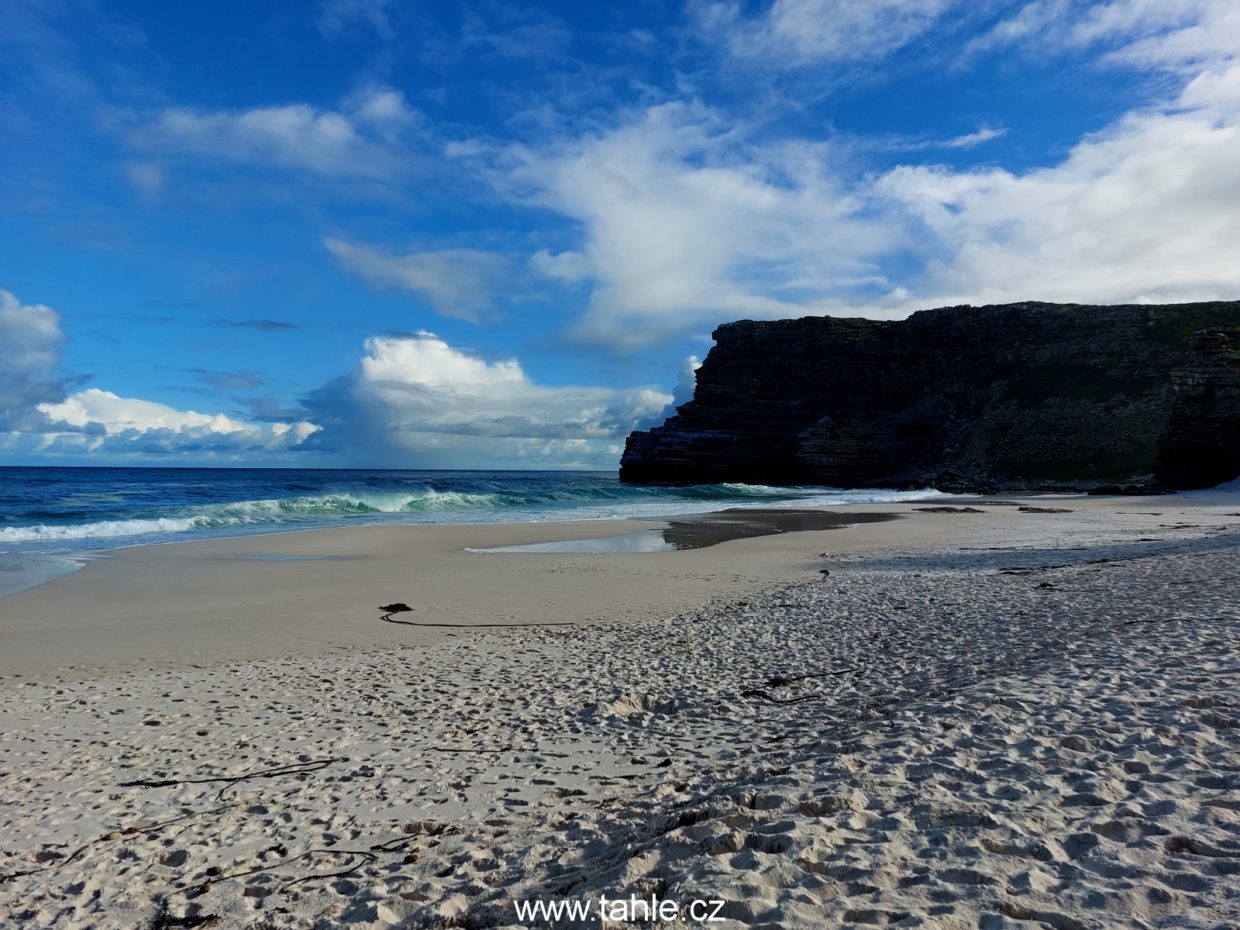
left=0, top=517, right=201, bottom=543
left=0, top=481, right=944, bottom=547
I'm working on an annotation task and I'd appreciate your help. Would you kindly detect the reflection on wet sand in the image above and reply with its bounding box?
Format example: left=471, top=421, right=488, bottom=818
left=468, top=508, right=897, bottom=554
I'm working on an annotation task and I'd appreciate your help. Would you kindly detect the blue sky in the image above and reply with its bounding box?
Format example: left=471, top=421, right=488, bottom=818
left=2, top=0, right=1238, bottom=468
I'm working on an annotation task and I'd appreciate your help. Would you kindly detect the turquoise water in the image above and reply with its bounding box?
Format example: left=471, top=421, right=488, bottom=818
left=0, top=467, right=943, bottom=593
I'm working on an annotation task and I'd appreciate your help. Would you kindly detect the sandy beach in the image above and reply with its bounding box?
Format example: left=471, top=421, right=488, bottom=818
left=1, top=493, right=1238, bottom=928
left=0, top=507, right=916, bottom=683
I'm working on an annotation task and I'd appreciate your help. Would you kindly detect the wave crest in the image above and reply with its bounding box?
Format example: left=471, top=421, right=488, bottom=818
left=0, top=482, right=944, bottom=546
left=0, top=517, right=200, bottom=543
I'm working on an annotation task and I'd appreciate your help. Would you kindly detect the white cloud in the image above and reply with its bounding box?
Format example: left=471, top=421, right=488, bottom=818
left=671, top=355, right=702, bottom=408
left=643, top=354, right=703, bottom=428
left=699, top=0, right=954, bottom=67
left=875, top=126, right=1009, bottom=153
left=0, top=290, right=66, bottom=429
left=37, top=388, right=319, bottom=455
left=1, top=290, right=669, bottom=468
left=130, top=86, right=417, bottom=179
left=969, top=0, right=1239, bottom=70
left=963, top=0, right=1073, bottom=58
left=941, top=127, right=1007, bottom=149
left=0, top=290, right=318, bottom=460
left=349, top=87, right=415, bottom=129
left=1070, top=0, right=1239, bottom=67
left=875, top=63, right=1240, bottom=308
left=324, top=237, right=509, bottom=322
left=500, top=102, right=899, bottom=347
left=302, top=332, right=671, bottom=468
left=472, top=2, right=1240, bottom=344
left=0, top=291, right=667, bottom=468
left=1181, top=64, right=1240, bottom=107
left=359, top=331, right=525, bottom=389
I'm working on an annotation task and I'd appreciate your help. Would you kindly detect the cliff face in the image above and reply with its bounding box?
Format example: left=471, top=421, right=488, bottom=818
left=620, top=300, right=1240, bottom=492
left=1156, top=327, right=1240, bottom=489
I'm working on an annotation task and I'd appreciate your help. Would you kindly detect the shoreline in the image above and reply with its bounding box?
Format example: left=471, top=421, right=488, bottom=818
left=1, top=491, right=1238, bottom=928
left=0, top=489, right=1236, bottom=684
left=0, top=487, right=951, bottom=599
left=0, top=506, right=919, bottom=684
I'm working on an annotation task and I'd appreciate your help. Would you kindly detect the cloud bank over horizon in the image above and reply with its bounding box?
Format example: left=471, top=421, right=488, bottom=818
left=0, top=289, right=667, bottom=469
left=2, top=0, right=1238, bottom=466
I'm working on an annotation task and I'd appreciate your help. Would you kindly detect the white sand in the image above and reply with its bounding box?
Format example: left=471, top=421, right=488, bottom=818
left=1, top=495, right=1237, bottom=928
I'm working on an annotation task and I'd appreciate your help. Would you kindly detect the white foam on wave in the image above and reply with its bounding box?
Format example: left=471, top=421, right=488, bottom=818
left=216, top=490, right=510, bottom=516
left=0, top=490, right=517, bottom=546
left=0, top=517, right=200, bottom=543
left=0, top=485, right=948, bottom=548
left=807, top=488, right=948, bottom=505
left=709, top=484, right=947, bottom=505
left=716, top=482, right=819, bottom=496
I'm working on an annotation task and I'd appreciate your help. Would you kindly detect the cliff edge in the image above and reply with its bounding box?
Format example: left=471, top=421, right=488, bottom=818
left=620, top=300, right=1240, bottom=492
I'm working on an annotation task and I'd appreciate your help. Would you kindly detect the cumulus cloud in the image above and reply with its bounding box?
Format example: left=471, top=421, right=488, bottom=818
left=130, top=86, right=418, bottom=179
left=670, top=355, right=702, bottom=409
left=641, top=355, right=702, bottom=429
left=302, top=331, right=670, bottom=468
left=0, top=288, right=320, bottom=459
left=477, top=1, right=1240, bottom=345
left=876, top=63, right=1240, bottom=307
left=36, top=388, right=318, bottom=456
left=324, top=237, right=510, bottom=322
left=698, top=0, right=955, bottom=67
left=0, top=289, right=669, bottom=468
left=500, top=102, right=899, bottom=347
left=0, top=290, right=67, bottom=429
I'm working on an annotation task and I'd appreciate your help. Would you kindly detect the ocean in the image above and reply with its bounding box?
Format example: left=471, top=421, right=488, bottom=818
left=0, top=467, right=943, bottom=595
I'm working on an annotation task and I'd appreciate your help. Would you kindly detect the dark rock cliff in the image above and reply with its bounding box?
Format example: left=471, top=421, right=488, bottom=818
left=1156, top=327, right=1240, bottom=489
left=620, top=300, right=1240, bottom=492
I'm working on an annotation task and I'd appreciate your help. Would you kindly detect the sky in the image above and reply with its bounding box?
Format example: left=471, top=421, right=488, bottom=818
left=2, top=0, right=1239, bottom=470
